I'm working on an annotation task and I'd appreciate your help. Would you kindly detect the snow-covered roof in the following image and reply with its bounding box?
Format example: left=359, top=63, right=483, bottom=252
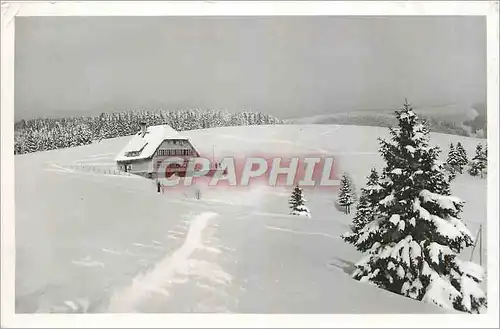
left=115, top=125, right=190, bottom=162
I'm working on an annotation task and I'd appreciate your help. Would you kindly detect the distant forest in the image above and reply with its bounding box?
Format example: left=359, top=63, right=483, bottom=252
left=14, top=109, right=284, bottom=154
left=296, top=113, right=485, bottom=138
left=14, top=107, right=485, bottom=155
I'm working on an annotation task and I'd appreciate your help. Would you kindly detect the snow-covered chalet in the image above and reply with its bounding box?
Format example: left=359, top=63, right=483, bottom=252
left=115, top=123, right=200, bottom=179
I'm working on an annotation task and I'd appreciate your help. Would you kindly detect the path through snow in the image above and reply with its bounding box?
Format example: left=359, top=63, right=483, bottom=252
left=106, top=212, right=218, bottom=312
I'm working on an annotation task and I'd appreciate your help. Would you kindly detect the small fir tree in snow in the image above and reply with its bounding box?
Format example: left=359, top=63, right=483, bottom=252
left=338, top=173, right=355, bottom=214
left=289, top=185, right=311, bottom=217
left=445, top=143, right=460, bottom=182
left=350, top=100, right=486, bottom=314
left=469, top=143, right=487, bottom=178
left=446, top=143, right=461, bottom=173
left=342, top=168, right=382, bottom=249
left=455, top=142, right=468, bottom=174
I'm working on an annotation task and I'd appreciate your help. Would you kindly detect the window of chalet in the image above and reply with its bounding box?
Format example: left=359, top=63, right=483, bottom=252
left=125, top=151, right=140, bottom=157
left=156, top=148, right=194, bottom=157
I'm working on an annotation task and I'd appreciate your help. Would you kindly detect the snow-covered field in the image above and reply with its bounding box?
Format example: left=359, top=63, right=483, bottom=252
left=15, top=124, right=487, bottom=313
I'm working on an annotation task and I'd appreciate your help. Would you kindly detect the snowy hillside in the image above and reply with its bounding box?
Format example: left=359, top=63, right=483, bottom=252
left=15, top=124, right=486, bottom=313
left=290, top=105, right=485, bottom=137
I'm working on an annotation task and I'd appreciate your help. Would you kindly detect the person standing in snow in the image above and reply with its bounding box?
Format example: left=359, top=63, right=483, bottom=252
left=156, top=181, right=161, bottom=193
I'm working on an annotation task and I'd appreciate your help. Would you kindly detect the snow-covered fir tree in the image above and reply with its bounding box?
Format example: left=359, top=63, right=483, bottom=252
left=350, top=101, right=486, bottom=314
left=455, top=142, right=468, bottom=174
left=446, top=168, right=457, bottom=183
left=338, top=173, right=355, bottom=214
left=342, top=168, right=382, bottom=249
left=289, top=185, right=311, bottom=217
left=445, top=143, right=460, bottom=182
left=446, top=143, right=461, bottom=173
left=469, top=143, right=487, bottom=178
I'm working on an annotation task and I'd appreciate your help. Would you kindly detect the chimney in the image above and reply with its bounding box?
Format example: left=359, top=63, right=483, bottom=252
left=140, top=122, right=147, bottom=137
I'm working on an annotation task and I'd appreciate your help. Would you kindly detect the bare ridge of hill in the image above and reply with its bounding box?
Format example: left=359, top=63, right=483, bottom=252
left=290, top=104, right=487, bottom=138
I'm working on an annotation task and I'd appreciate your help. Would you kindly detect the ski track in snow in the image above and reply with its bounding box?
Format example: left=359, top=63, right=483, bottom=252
left=106, top=211, right=218, bottom=312
left=266, top=225, right=341, bottom=240
left=101, top=248, right=123, bottom=255
left=71, top=259, right=105, bottom=268
left=86, top=152, right=115, bottom=158
left=132, top=242, right=163, bottom=250
left=167, top=230, right=185, bottom=235
left=46, top=163, right=75, bottom=173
